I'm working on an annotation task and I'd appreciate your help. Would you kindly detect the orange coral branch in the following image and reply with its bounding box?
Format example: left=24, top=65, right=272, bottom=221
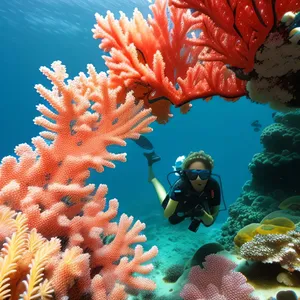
left=0, top=61, right=158, bottom=298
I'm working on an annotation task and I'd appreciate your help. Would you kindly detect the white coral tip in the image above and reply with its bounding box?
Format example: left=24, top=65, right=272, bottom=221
left=289, top=27, right=300, bottom=44
left=281, top=12, right=295, bottom=26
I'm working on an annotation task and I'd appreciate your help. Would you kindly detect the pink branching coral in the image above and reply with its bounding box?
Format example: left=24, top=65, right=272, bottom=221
left=0, top=61, right=158, bottom=298
left=180, top=254, right=258, bottom=300
left=93, top=0, right=246, bottom=123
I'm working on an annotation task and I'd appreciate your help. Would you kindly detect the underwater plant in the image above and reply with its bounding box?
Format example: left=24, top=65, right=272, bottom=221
left=94, top=0, right=300, bottom=123
left=0, top=61, right=158, bottom=298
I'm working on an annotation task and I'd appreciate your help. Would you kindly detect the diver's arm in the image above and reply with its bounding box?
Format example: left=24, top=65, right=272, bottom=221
left=150, top=174, right=179, bottom=219
left=201, top=205, right=219, bottom=226
left=163, top=199, right=179, bottom=218
left=211, top=205, right=220, bottom=219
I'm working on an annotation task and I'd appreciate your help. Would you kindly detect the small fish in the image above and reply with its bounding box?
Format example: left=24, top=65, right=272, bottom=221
left=251, top=120, right=260, bottom=127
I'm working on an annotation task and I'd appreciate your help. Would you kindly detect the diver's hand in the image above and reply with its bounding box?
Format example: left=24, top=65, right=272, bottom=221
left=183, top=209, right=193, bottom=217
left=193, top=207, right=205, bottom=217
left=184, top=206, right=205, bottom=218
left=201, top=210, right=214, bottom=226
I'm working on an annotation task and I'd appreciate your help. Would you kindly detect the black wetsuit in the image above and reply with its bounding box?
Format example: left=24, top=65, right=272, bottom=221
left=162, top=177, right=221, bottom=226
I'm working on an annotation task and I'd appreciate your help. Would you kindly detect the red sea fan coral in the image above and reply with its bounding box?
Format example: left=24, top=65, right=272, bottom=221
left=0, top=61, right=158, bottom=299
left=180, top=254, right=258, bottom=300
left=93, top=0, right=246, bottom=123
left=171, top=0, right=275, bottom=72
left=171, top=0, right=300, bottom=72
left=96, top=0, right=300, bottom=121
left=172, top=0, right=300, bottom=109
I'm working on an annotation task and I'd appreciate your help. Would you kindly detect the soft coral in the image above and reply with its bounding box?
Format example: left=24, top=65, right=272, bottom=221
left=180, top=254, right=258, bottom=300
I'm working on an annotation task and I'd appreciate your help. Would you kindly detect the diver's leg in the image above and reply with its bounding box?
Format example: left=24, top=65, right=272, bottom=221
left=148, top=165, right=167, bottom=204
left=134, top=135, right=161, bottom=164
left=143, top=151, right=161, bottom=166
left=144, top=151, right=166, bottom=204
left=133, top=135, right=154, bottom=151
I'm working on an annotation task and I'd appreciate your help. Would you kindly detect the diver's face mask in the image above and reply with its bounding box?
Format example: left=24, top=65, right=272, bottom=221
left=184, top=169, right=211, bottom=181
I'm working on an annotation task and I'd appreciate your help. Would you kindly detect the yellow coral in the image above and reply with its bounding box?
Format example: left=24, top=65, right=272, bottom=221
left=0, top=206, right=17, bottom=242
left=22, top=236, right=60, bottom=300
left=0, top=212, right=28, bottom=299
left=234, top=217, right=295, bottom=247
left=279, top=195, right=300, bottom=210
left=0, top=206, right=61, bottom=300
left=254, top=217, right=295, bottom=235
left=234, top=223, right=260, bottom=247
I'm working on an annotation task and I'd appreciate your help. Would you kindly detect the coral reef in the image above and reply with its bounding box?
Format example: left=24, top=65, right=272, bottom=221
left=246, top=13, right=300, bottom=110
left=276, top=272, right=300, bottom=287
left=218, top=111, right=300, bottom=250
left=188, top=242, right=224, bottom=268
left=2, top=0, right=300, bottom=298
left=0, top=61, right=158, bottom=298
left=279, top=196, right=300, bottom=210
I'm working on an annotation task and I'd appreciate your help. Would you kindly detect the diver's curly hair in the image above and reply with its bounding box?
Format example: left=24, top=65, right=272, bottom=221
left=182, top=150, right=214, bottom=171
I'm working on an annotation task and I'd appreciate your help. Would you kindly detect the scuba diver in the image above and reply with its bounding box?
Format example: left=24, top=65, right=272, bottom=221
left=133, top=136, right=221, bottom=233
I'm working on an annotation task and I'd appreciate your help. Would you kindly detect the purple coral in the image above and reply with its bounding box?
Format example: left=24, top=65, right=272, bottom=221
left=180, top=254, right=258, bottom=300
